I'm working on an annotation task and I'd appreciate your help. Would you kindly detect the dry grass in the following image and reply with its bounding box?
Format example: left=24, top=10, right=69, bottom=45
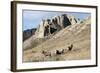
left=23, top=18, right=91, bottom=62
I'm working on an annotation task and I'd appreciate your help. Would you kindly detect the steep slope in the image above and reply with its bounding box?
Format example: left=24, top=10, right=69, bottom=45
left=31, top=17, right=90, bottom=51
left=23, top=16, right=91, bottom=62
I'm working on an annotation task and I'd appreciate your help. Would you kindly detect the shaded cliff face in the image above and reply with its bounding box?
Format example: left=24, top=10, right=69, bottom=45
left=35, top=14, right=78, bottom=38
left=23, top=28, right=36, bottom=41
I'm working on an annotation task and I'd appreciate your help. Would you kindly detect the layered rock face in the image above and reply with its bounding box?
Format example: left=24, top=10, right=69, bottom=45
left=35, top=14, right=78, bottom=38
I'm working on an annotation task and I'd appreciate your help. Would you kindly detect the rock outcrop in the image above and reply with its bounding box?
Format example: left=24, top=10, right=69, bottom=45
left=35, top=14, right=78, bottom=38
left=23, top=14, right=78, bottom=50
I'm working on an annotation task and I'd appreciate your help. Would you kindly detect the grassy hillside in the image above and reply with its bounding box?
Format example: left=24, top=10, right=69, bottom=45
left=23, top=17, right=91, bottom=62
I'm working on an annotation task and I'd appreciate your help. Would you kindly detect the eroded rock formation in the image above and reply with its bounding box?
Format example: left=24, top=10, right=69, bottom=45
left=35, top=14, right=78, bottom=38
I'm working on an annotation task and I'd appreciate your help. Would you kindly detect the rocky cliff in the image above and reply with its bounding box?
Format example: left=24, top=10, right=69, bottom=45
left=35, top=14, right=78, bottom=38
left=23, top=14, right=78, bottom=50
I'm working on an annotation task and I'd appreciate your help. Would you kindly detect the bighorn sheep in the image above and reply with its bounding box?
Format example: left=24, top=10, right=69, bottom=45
left=42, top=50, right=51, bottom=56
left=56, top=49, right=64, bottom=55
left=68, top=44, right=73, bottom=51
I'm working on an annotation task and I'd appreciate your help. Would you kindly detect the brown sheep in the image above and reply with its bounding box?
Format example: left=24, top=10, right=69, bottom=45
left=68, top=44, right=73, bottom=51
left=56, top=49, right=64, bottom=55
left=42, top=50, right=51, bottom=56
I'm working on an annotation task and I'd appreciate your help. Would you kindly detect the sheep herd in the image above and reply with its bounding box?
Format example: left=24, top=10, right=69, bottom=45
left=24, top=44, right=73, bottom=62
left=41, top=44, right=73, bottom=57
